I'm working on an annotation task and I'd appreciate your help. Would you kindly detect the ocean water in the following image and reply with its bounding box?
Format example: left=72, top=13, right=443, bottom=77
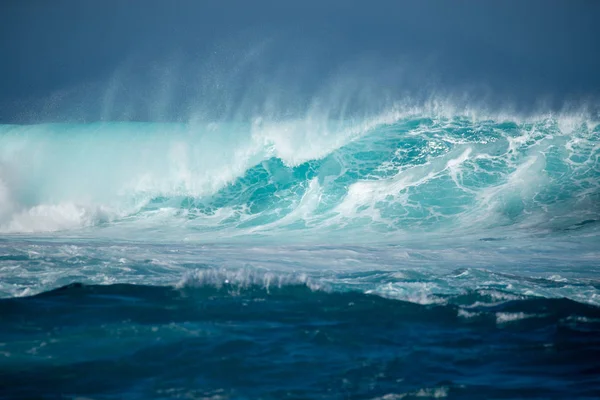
left=1, top=110, right=599, bottom=399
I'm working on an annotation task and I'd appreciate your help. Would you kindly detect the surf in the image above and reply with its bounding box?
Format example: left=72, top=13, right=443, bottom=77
left=0, top=108, right=597, bottom=243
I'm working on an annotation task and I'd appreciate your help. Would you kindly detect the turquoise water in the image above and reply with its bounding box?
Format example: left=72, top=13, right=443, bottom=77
left=1, top=110, right=599, bottom=398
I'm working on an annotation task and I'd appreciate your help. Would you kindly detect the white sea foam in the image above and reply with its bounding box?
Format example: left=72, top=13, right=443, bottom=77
left=495, top=312, right=536, bottom=324
left=371, top=386, right=449, bottom=399
left=177, top=267, right=326, bottom=292
left=457, top=309, right=481, bottom=319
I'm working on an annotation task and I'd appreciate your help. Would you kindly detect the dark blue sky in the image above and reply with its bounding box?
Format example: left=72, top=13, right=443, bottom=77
left=1, top=0, right=599, bottom=122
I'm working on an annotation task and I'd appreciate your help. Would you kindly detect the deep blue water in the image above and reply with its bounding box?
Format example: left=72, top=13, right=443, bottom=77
left=0, top=112, right=599, bottom=398
left=2, top=281, right=600, bottom=399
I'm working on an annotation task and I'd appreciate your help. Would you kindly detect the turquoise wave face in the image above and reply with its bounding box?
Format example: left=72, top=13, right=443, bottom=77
left=0, top=112, right=598, bottom=241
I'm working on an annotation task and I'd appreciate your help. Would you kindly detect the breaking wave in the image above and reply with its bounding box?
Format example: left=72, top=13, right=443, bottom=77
left=0, top=106, right=598, bottom=243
